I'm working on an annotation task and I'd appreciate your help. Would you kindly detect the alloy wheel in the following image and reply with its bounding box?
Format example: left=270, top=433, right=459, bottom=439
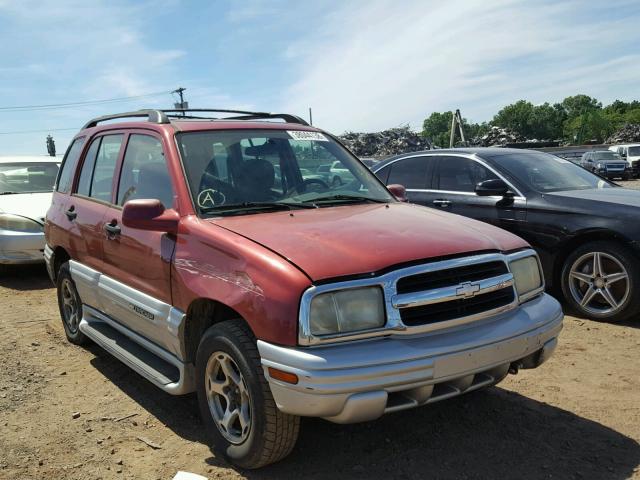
left=60, top=278, right=80, bottom=334
left=205, top=351, right=252, bottom=444
left=568, top=251, right=630, bottom=316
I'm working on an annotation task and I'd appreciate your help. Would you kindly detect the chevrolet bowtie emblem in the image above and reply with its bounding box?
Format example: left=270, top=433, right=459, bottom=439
left=456, top=282, right=481, bottom=298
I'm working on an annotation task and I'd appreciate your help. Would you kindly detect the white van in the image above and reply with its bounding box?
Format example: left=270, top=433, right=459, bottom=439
left=609, top=144, right=640, bottom=177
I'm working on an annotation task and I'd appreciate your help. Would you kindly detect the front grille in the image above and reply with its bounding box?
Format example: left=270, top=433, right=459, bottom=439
left=400, top=287, right=515, bottom=326
left=396, top=261, right=508, bottom=294
left=605, top=163, right=626, bottom=171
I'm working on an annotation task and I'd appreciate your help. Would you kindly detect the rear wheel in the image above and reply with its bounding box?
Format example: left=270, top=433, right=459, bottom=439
left=195, top=320, right=299, bottom=469
left=561, top=241, right=640, bottom=323
left=56, top=262, right=87, bottom=345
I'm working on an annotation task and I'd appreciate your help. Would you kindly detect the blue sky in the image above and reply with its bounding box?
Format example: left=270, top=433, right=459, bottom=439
left=1, top=0, right=639, bottom=155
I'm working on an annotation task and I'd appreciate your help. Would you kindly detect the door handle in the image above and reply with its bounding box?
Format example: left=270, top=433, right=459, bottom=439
left=104, top=221, right=121, bottom=236
left=65, top=206, right=77, bottom=221
left=432, top=199, right=452, bottom=207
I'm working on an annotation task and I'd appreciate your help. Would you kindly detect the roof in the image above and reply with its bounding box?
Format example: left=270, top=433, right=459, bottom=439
left=0, top=155, right=60, bottom=164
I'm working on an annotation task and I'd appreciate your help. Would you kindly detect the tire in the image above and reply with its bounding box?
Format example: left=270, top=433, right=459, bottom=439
left=195, top=320, right=299, bottom=469
left=560, top=241, right=640, bottom=323
left=56, top=262, right=88, bottom=345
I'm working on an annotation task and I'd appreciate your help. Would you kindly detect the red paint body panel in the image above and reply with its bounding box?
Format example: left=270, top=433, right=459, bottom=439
left=210, top=203, right=528, bottom=281
left=171, top=216, right=311, bottom=345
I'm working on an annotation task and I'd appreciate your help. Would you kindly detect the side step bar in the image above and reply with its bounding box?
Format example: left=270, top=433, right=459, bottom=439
left=79, top=306, right=195, bottom=395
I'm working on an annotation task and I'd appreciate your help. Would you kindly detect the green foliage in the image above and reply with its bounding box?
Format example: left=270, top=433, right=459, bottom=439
left=421, top=111, right=490, bottom=147
left=422, top=95, right=640, bottom=145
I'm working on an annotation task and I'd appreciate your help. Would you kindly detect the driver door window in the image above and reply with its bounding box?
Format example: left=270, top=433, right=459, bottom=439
left=117, top=134, right=173, bottom=208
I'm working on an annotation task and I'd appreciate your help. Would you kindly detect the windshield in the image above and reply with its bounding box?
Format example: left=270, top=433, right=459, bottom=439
left=628, top=146, right=640, bottom=156
left=486, top=152, right=615, bottom=193
left=592, top=151, right=622, bottom=161
left=176, top=129, right=393, bottom=216
left=0, top=162, right=60, bottom=194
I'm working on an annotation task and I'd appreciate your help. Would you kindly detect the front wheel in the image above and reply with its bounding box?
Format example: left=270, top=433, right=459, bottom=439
left=195, top=320, right=299, bottom=469
left=560, top=241, right=640, bottom=323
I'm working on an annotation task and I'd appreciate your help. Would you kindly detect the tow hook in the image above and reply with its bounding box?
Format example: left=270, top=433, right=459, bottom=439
left=509, top=361, right=523, bottom=375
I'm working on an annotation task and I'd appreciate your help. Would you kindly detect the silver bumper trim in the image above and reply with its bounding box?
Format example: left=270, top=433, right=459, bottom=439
left=259, top=293, right=563, bottom=423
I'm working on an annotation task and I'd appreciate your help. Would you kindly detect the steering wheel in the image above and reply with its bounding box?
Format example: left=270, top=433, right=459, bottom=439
left=286, top=178, right=330, bottom=196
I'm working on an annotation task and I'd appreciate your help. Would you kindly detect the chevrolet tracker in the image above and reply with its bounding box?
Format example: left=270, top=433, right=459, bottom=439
left=44, top=109, right=563, bottom=468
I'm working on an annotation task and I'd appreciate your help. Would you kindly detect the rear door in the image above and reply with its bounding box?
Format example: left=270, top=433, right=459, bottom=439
left=99, top=132, right=178, bottom=350
left=381, top=155, right=436, bottom=206
left=430, top=155, right=526, bottom=231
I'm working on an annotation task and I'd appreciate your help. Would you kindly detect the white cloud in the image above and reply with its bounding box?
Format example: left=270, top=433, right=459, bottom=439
left=280, top=0, right=640, bottom=133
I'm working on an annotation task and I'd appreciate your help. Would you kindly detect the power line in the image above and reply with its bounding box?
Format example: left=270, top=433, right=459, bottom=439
left=0, top=90, right=172, bottom=112
left=0, top=127, right=79, bottom=136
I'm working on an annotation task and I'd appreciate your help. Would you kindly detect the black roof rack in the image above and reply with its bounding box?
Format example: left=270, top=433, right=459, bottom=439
left=82, top=109, right=169, bottom=129
left=162, top=109, right=309, bottom=126
left=82, top=108, right=309, bottom=130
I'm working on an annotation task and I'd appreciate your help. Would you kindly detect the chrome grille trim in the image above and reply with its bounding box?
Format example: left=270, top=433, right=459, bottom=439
left=298, top=249, right=541, bottom=346
left=392, top=273, right=514, bottom=309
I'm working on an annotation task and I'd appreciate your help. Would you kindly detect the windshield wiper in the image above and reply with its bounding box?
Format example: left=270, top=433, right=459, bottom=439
left=0, top=191, right=19, bottom=195
left=302, top=195, right=388, bottom=205
left=201, top=201, right=317, bottom=215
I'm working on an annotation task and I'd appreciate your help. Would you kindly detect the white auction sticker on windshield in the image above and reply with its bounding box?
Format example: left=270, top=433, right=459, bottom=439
left=287, top=130, right=329, bottom=142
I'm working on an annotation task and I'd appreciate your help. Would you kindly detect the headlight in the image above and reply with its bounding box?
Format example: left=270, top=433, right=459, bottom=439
left=308, top=286, right=385, bottom=336
left=596, top=162, right=604, bottom=169
left=509, top=255, right=543, bottom=302
left=0, top=214, right=43, bottom=233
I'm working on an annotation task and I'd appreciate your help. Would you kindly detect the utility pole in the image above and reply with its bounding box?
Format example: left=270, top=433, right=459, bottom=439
left=46, top=135, right=56, bottom=157
left=172, top=87, right=188, bottom=115
left=308, top=107, right=313, bottom=126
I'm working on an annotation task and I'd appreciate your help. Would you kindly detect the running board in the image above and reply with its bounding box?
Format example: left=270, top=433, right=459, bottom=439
left=79, top=308, right=195, bottom=395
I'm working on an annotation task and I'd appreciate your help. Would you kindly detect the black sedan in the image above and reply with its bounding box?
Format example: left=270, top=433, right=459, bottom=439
left=373, top=148, right=640, bottom=323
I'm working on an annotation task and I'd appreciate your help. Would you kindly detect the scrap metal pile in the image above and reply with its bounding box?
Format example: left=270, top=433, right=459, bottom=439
left=475, top=126, right=526, bottom=147
left=339, top=127, right=431, bottom=158
left=606, top=124, right=640, bottom=144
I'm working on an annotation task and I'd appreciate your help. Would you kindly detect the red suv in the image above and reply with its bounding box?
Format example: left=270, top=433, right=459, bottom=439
left=45, top=109, right=563, bottom=468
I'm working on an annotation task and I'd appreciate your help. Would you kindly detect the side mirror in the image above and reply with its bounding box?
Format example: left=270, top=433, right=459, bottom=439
left=387, top=184, right=408, bottom=202
left=475, top=178, right=510, bottom=197
left=122, top=199, right=179, bottom=234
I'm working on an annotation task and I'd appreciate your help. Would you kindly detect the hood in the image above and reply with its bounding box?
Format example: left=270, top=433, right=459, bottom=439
left=0, top=192, right=53, bottom=223
left=209, top=203, right=527, bottom=281
left=547, top=188, right=640, bottom=208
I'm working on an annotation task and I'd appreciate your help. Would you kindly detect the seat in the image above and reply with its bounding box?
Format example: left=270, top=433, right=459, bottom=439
left=235, top=158, right=277, bottom=202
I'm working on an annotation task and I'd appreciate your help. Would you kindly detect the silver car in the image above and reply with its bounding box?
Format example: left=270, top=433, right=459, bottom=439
left=0, top=156, right=60, bottom=265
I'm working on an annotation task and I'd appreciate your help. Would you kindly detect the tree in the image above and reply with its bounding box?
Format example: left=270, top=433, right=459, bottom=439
left=421, top=111, right=453, bottom=147
left=560, top=94, right=602, bottom=119
left=529, top=103, right=566, bottom=140
left=563, top=110, right=614, bottom=144
left=492, top=100, right=535, bottom=137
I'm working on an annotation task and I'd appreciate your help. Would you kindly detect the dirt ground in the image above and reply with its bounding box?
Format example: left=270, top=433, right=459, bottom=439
left=2, top=180, right=640, bottom=479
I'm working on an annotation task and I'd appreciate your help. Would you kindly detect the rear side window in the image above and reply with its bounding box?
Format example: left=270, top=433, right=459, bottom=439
left=387, top=156, right=429, bottom=189
left=117, top=135, right=173, bottom=208
left=76, top=137, right=101, bottom=196
left=56, top=137, right=85, bottom=193
left=89, top=135, right=123, bottom=202
left=375, top=165, right=391, bottom=184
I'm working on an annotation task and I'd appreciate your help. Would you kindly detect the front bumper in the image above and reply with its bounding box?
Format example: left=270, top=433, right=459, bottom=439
left=258, top=293, right=562, bottom=424
left=0, top=229, right=45, bottom=264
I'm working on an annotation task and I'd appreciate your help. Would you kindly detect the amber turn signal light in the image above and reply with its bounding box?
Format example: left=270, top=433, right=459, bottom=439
left=268, top=367, right=299, bottom=384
